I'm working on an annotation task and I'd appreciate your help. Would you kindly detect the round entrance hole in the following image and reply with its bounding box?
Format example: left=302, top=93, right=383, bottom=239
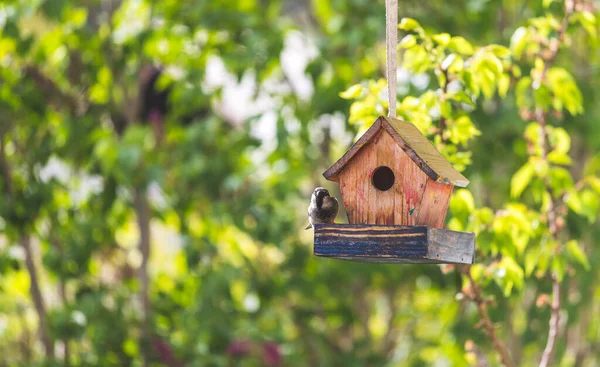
left=372, top=166, right=395, bottom=191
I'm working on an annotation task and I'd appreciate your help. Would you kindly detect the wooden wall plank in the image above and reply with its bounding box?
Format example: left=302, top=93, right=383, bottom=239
left=339, top=160, right=353, bottom=223
left=395, top=138, right=428, bottom=225
left=372, top=131, right=392, bottom=224
left=365, top=132, right=379, bottom=224
left=414, top=180, right=453, bottom=228
left=338, top=130, right=428, bottom=225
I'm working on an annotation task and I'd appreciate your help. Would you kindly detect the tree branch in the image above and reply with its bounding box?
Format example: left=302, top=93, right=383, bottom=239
left=534, top=2, right=574, bottom=365
left=464, top=266, right=515, bottom=367
left=21, top=235, right=54, bottom=358
left=0, top=131, right=54, bottom=358
left=539, top=275, right=561, bottom=367
left=50, top=236, right=71, bottom=367
left=134, top=187, right=152, bottom=367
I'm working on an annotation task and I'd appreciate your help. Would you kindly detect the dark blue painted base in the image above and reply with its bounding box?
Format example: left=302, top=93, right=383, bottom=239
left=313, top=223, right=475, bottom=264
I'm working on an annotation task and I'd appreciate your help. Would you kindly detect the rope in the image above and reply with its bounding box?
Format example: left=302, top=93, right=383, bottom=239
left=385, top=0, right=398, bottom=118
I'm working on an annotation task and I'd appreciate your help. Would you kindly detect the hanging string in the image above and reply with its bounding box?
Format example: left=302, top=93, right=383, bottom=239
left=385, top=0, right=398, bottom=118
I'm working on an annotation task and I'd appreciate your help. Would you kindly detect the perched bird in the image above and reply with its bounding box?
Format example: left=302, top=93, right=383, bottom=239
left=305, top=187, right=339, bottom=230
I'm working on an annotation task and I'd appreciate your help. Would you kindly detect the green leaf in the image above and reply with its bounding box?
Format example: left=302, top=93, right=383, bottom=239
left=339, top=84, right=363, bottom=99
left=399, top=34, right=417, bottom=49
left=580, top=189, right=599, bottom=222
left=524, top=122, right=542, bottom=155
left=349, top=101, right=378, bottom=124
left=432, top=33, right=451, bottom=46
left=447, top=116, right=481, bottom=145
left=489, top=44, right=511, bottom=58
left=66, top=7, right=88, bottom=28
left=499, top=257, right=524, bottom=294
left=566, top=240, right=590, bottom=270
left=550, top=127, right=571, bottom=154
left=547, top=151, right=572, bottom=165
left=549, top=167, right=574, bottom=194
left=470, top=53, right=503, bottom=99
left=402, top=44, right=431, bottom=73
left=552, top=256, right=566, bottom=281
left=533, top=85, right=552, bottom=110
left=449, top=90, right=475, bottom=107
left=462, top=70, right=479, bottom=96
left=448, top=37, right=474, bottom=55
left=530, top=157, right=549, bottom=177
left=498, top=74, right=510, bottom=98
left=525, top=247, right=540, bottom=276
left=586, top=176, right=600, bottom=194
left=436, top=68, right=447, bottom=87
left=584, top=154, right=600, bottom=176
left=476, top=68, right=494, bottom=99
left=312, top=0, right=334, bottom=26
left=512, top=65, right=522, bottom=78
left=448, top=55, right=465, bottom=73
left=440, top=101, right=452, bottom=119
left=398, top=18, right=421, bottom=31
left=547, top=68, right=583, bottom=115
left=566, top=189, right=583, bottom=215
left=537, top=249, right=551, bottom=274
left=573, top=11, right=597, bottom=39
left=450, top=189, right=475, bottom=222
left=511, top=162, right=535, bottom=198
left=515, top=77, right=532, bottom=109
left=510, top=27, right=529, bottom=57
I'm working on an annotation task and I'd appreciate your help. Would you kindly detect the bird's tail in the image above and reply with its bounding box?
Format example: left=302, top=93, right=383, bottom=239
left=304, top=223, right=312, bottom=230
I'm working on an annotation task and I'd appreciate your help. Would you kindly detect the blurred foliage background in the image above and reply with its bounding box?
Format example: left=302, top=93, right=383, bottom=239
left=0, top=0, right=599, bottom=366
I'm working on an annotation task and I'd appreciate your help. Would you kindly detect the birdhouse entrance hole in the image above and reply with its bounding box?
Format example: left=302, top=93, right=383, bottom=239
left=372, top=166, right=395, bottom=191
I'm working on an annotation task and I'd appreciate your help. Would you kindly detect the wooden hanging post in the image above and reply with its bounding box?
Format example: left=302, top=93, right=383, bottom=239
left=313, top=3, right=475, bottom=265
left=386, top=0, right=398, bottom=118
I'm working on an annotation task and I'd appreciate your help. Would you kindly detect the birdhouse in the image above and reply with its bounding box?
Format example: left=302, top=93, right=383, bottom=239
left=314, top=116, right=475, bottom=264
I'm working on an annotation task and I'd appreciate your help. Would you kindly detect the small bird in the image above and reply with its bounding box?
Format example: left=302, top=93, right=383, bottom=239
left=305, top=187, right=339, bottom=230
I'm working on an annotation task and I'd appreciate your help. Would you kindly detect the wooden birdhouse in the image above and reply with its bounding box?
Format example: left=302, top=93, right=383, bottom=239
left=314, top=116, right=475, bottom=264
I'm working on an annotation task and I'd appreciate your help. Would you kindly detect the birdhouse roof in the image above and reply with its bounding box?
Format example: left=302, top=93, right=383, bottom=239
left=323, top=116, right=469, bottom=187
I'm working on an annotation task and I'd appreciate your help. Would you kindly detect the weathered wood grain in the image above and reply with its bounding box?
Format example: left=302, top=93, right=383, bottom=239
left=337, top=130, right=429, bottom=226
left=314, top=223, right=475, bottom=264
left=323, top=118, right=383, bottom=183
left=395, top=135, right=428, bottom=225
left=414, top=179, right=453, bottom=228
left=427, top=227, right=475, bottom=264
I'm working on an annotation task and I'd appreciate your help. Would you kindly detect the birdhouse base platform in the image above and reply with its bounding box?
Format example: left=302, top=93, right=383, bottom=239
left=313, top=223, right=475, bottom=264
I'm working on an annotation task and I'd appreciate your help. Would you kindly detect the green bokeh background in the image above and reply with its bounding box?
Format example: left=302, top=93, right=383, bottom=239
left=0, top=0, right=599, bottom=366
